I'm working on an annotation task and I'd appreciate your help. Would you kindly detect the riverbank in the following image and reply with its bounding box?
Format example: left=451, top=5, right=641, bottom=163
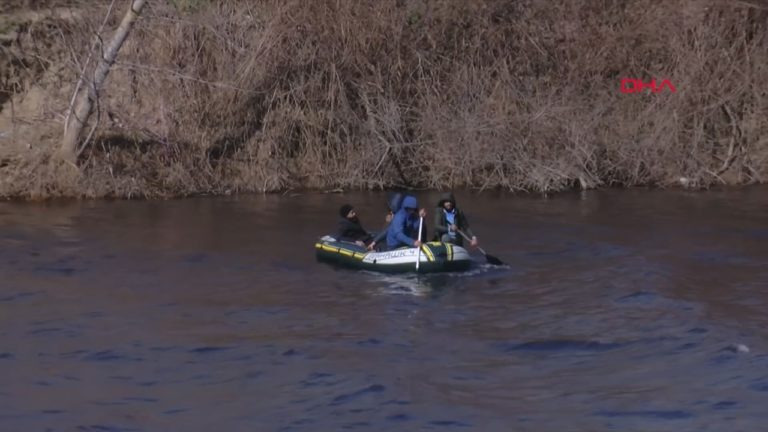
left=1, top=0, right=767, bottom=199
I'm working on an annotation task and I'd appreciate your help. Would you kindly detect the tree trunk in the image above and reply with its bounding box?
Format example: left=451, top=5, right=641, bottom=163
left=59, top=0, right=146, bottom=163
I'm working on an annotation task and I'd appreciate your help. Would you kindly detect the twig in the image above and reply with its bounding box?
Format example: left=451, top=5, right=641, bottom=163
left=716, top=103, right=741, bottom=175
left=113, top=61, right=262, bottom=93
left=372, top=145, right=391, bottom=176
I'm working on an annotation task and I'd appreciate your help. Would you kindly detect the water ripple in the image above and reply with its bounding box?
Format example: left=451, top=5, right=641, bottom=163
left=330, top=384, right=386, bottom=406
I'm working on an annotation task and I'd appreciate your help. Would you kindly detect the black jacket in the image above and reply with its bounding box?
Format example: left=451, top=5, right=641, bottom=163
left=336, top=217, right=373, bottom=243
left=433, top=192, right=475, bottom=240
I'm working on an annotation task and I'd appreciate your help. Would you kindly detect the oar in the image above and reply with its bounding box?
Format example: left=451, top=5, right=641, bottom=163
left=457, top=229, right=504, bottom=265
left=415, top=217, right=424, bottom=271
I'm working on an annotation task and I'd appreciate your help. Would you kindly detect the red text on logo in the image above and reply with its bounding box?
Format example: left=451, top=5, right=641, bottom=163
left=621, top=78, right=677, bottom=94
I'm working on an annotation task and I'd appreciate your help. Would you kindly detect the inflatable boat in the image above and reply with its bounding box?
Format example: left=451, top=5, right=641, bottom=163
left=315, top=236, right=472, bottom=273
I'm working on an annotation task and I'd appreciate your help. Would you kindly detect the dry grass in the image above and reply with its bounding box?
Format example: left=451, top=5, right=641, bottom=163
left=1, top=0, right=767, bottom=198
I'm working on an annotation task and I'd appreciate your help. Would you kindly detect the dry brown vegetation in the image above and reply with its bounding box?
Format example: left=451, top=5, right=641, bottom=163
left=1, top=0, right=767, bottom=198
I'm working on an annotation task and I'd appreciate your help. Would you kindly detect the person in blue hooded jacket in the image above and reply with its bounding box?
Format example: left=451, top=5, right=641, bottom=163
left=385, top=195, right=427, bottom=250
left=367, top=192, right=404, bottom=251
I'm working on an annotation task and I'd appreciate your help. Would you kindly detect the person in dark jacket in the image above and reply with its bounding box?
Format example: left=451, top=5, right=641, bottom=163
left=367, top=192, right=404, bottom=251
left=336, top=204, right=373, bottom=247
left=433, top=192, right=478, bottom=247
left=385, top=195, right=427, bottom=250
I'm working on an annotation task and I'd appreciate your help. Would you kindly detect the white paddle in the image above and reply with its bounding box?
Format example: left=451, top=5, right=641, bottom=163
left=415, top=216, right=424, bottom=271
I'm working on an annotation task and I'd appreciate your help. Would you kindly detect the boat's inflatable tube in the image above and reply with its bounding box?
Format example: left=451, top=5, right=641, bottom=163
left=315, top=235, right=472, bottom=273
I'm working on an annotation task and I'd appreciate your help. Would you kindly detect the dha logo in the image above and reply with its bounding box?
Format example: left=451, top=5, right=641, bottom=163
left=621, top=78, right=677, bottom=94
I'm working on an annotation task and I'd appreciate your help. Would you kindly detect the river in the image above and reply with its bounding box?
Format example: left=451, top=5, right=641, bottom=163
left=1, top=188, right=767, bottom=431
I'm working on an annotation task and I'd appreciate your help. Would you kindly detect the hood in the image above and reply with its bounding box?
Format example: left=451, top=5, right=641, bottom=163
left=401, top=195, right=418, bottom=210
left=339, top=203, right=354, bottom=218
left=437, top=192, right=456, bottom=208
left=388, top=192, right=404, bottom=212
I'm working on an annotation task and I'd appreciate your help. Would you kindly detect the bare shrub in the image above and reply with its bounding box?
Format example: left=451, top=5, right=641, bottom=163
left=1, top=0, right=767, bottom=198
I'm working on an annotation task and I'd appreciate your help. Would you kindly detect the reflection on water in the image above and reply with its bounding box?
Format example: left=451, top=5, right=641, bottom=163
left=1, top=187, right=768, bottom=431
left=365, top=263, right=509, bottom=297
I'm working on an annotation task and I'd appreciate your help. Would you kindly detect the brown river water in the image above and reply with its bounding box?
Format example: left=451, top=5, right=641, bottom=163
left=1, top=188, right=767, bottom=431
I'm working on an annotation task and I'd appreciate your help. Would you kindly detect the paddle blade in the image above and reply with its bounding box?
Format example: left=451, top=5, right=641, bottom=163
left=484, top=254, right=504, bottom=266
left=477, top=246, right=503, bottom=265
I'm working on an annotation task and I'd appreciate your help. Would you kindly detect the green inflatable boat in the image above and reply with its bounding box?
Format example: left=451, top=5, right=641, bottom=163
left=315, top=235, right=473, bottom=273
